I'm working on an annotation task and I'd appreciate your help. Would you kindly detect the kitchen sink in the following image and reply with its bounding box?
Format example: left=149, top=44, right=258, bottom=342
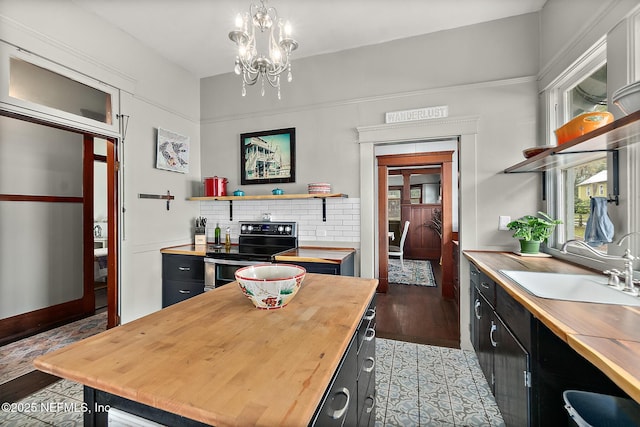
left=499, top=270, right=640, bottom=306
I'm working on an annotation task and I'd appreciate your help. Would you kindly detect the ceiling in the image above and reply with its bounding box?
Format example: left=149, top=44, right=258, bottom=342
left=71, top=0, right=547, bottom=79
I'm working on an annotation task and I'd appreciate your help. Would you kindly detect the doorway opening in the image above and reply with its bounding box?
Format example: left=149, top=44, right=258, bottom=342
left=376, top=149, right=459, bottom=347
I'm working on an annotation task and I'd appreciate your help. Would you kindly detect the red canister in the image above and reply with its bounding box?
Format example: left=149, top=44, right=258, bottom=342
left=204, top=176, right=228, bottom=196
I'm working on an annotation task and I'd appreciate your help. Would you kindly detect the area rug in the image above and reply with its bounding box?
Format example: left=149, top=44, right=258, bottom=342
left=0, top=311, right=107, bottom=385
left=388, top=259, right=437, bottom=287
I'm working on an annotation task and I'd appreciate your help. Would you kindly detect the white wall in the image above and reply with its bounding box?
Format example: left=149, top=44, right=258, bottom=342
left=0, top=0, right=201, bottom=322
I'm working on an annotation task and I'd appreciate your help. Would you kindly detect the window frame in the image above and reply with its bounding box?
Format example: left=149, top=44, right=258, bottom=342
left=544, top=39, right=614, bottom=268
left=0, top=42, right=120, bottom=137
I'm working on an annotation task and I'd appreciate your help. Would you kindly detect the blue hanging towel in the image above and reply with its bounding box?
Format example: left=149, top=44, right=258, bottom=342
left=584, top=197, right=614, bottom=247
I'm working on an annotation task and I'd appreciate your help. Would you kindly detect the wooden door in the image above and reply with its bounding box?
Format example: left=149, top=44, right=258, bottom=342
left=401, top=204, right=442, bottom=260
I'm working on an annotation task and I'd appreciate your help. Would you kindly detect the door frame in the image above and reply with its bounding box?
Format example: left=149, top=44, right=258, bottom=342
left=377, top=151, right=454, bottom=295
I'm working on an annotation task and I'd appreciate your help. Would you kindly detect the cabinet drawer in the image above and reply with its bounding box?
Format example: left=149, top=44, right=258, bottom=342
left=162, top=254, right=204, bottom=282
left=477, top=274, right=496, bottom=309
left=496, top=285, right=532, bottom=352
left=358, top=368, right=376, bottom=426
left=357, top=300, right=376, bottom=354
left=312, top=335, right=358, bottom=426
left=357, top=325, right=375, bottom=382
left=162, top=279, right=204, bottom=307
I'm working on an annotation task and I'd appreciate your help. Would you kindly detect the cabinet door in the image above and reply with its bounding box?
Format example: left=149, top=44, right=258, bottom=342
left=494, top=315, right=530, bottom=427
left=471, top=285, right=481, bottom=351
left=477, top=294, right=494, bottom=393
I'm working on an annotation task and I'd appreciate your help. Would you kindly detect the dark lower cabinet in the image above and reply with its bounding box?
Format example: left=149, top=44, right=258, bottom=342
left=469, top=260, right=630, bottom=426
left=162, top=254, right=204, bottom=307
left=289, top=253, right=355, bottom=276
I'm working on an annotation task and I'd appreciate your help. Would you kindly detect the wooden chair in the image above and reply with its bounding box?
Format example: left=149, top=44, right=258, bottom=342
left=389, top=220, right=410, bottom=268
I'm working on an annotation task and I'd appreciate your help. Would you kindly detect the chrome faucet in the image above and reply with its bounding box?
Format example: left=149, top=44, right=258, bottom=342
left=562, top=236, right=639, bottom=296
left=560, top=239, right=619, bottom=259
left=617, top=232, right=640, bottom=294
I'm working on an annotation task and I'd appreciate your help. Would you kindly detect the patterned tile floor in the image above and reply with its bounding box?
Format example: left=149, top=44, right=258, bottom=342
left=0, top=337, right=503, bottom=426
left=376, top=338, right=504, bottom=426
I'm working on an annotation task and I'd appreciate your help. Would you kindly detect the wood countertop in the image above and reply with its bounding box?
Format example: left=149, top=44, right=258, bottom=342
left=160, top=244, right=356, bottom=264
left=275, top=247, right=355, bottom=264
left=160, top=244, right=209, bottom=256
left=34, top=274, right=377, bottom=426
left=464, top=250, right=640, bottom=403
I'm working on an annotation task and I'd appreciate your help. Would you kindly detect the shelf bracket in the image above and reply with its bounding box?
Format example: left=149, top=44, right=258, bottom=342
left=322, top=198, right=327, bottom=222
left=610, top=150, right=620, bottom=205
left=229, top=200, right=233, bottom=221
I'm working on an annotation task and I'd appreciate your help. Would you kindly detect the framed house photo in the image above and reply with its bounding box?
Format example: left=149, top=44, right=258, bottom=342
left=240, top=127, right=296, bottom=185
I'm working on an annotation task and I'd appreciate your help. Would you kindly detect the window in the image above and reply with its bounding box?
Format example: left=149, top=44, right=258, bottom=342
left=9, top=58, right=113, bottom=125
left=0, top=42, right=119, bottom=135
left=550, top=40, right=610, bottom=254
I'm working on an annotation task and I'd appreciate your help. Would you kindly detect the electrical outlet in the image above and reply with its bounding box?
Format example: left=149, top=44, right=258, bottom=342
left=316, top=229, right=327, bottom=237
left=498, top=215, right=511, bottom=231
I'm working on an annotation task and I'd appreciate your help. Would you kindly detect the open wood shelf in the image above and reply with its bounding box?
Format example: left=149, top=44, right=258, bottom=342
left=189, top=193, right=348, bottom=222
left=189, top=193, right=348, bottom=201
left=505, top=110, right=640, bottom=173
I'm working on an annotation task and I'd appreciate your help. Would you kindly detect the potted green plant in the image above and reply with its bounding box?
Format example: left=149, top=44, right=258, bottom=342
left=507, top=211, right=562, bottom=254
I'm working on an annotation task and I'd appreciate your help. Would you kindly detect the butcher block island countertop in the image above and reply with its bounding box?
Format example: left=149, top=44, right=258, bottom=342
left=34, top=274, right=377, bottom=426
left=464, top=250, right=640, bottom=403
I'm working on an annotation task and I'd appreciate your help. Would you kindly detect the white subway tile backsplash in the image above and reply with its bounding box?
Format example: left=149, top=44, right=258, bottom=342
left=199, top=198, right=360, bottom=243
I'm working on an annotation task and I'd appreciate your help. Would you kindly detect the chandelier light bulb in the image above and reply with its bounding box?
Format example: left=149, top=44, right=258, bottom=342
left=228, top=0, right=298, bottom=98
left=271, top=48, right=281, bottom=63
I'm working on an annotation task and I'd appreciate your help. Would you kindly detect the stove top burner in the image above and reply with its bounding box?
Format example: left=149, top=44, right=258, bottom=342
left=206, top=221, right=297, bottom=261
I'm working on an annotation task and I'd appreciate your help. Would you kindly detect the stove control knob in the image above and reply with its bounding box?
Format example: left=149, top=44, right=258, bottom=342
left=240, top=225, right=247, bottom=232
left=277, top=225, right=284, bottom=233
left=285, top=226, right=292, bottom=234
left=247, top=225, right=253, bottom=232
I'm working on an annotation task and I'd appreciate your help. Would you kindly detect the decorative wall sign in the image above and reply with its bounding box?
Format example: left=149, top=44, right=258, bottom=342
left=240, top=127, right=296, bottom=185
left=385, top=106, right=449, bottom=124
left=156, top=128, right=190, bottom=173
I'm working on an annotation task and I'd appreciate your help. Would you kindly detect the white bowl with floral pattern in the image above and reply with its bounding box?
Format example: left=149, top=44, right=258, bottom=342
left=234, top=264, right=306, bottom=309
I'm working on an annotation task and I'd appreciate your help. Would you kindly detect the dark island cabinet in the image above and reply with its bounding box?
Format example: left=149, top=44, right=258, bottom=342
left=313, top=295, right=376, bottom=426
left=469, top=261, right=629, bottom=426
left=162, top=254, right=204, bottom=307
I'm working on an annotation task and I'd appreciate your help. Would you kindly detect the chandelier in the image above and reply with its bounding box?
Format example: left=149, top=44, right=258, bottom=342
left=229, top=0, right=299, bottom=99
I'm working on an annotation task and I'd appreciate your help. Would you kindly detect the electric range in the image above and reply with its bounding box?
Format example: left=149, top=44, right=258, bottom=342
left=204, top=221, right=297, bottom=288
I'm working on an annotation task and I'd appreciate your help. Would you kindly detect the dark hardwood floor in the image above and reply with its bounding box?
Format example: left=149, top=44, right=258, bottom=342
left=376, top=260, right=460, bottom=348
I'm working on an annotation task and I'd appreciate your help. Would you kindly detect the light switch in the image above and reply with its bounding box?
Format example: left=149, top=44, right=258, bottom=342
left=498, top=215, right=511, bottom=231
